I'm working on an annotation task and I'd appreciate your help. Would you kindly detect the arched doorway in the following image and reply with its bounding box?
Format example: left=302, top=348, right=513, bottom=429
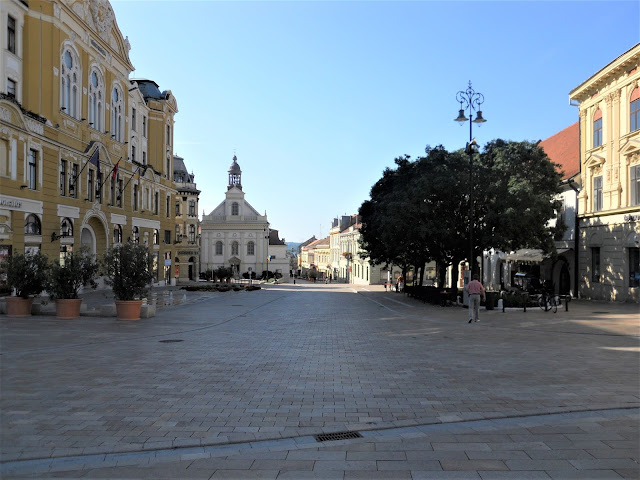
left=81, top=225, right=96, bottom=255
left=559, top=264, right=571, bottom=296
left=188, top=256, right=195, bottom=281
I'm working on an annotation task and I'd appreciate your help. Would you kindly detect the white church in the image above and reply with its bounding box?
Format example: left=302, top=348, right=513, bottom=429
left=200, top=156, right=290, bottom=282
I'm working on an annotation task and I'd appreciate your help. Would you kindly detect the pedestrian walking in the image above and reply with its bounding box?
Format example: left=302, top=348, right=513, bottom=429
left=465, top=274, right=485, bottom=323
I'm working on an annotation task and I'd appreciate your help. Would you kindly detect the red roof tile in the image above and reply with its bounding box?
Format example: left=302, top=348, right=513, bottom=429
left=538, top=122, right=580, bottom=180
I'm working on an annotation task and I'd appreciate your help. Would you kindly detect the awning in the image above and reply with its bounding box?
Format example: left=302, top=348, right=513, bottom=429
left=505, top=249, right=545, bottom=263
left=505, top=248, right=573, bottom=263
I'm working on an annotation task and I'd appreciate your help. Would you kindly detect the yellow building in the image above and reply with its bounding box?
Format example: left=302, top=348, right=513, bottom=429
left=570, top=42, right=640, bottom=302
left=0, top=0, right=179, bottom=285
left=172, top=155, right=200, bottom=282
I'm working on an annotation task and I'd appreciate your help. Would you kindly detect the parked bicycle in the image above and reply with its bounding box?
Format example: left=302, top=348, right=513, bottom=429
left=538, top=291, right=558, bottom=313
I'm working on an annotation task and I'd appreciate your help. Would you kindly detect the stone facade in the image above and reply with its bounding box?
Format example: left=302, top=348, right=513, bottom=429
left=570, top=43, right=640, bottom=302
left=200, top=156, right=289, bottom=282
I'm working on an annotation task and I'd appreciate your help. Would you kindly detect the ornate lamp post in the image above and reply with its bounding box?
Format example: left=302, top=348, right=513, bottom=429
left=454, top=81, right=486, bottom=279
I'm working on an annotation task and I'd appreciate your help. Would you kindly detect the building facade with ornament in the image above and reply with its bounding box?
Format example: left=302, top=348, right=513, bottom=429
left=570, top=42, right=640, bottom=302
left=200, top=156, right=290, bottom=282
left=0, top=0, right=181, bottom=286
left=172, top=155, right=200, bottom=282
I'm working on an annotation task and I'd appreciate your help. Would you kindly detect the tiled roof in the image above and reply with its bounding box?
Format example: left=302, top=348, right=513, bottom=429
left=305, top=237, right=330, bottom=249
left=538, top=122, right=580, bottom=180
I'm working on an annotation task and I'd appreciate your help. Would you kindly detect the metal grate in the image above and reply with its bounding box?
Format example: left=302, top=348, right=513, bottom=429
left=159, top=339, right=183, bottom=343
left=592, top=312, right=610, bottom=314
left=314, top=431, right=362, bottom=442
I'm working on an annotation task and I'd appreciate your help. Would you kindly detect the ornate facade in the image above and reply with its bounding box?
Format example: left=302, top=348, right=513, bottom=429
left=570, top=43, right=640, bottom=302
left=0, top=0, right=179, bottom=285
left=172, top=155, right=200, bottom=282
left=200, top=156, right=290, bottom=281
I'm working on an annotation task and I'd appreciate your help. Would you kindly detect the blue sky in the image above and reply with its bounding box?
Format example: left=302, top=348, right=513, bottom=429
left=111, top=0, right=639, bottom=243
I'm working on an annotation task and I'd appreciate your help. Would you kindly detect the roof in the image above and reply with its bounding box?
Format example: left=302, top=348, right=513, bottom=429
left=228, top=155, right=241, bottom=174
left=132, top=79, right=170, bottom=100
left=302, top=237, right=330, bottom=250
left=538, top=122, right=580, bottom=180
left=269, top=229, right=286, bottom=246
left=299, top=236, right=317, bottom=249
left=173, top=155, right=188, bottom=175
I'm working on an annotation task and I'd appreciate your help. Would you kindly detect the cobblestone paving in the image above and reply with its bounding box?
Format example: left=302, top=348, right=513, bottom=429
left=1, top=282, right=638, bottom=478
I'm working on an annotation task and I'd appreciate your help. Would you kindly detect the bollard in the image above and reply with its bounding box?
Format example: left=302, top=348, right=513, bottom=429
left=497, top=298, right=503, bottom=311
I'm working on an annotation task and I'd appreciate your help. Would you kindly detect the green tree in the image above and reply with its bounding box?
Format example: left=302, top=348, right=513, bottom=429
left=474, top=139, right=563, bottom=258
left=359, top=140, right=563, bottom=288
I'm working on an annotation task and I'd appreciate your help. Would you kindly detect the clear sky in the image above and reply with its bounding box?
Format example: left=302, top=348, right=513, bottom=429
left=110, top=0, right=639, bottom=243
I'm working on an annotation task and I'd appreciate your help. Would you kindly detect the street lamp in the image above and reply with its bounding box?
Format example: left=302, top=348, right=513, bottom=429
left=454, top=81, right=486, bottom=279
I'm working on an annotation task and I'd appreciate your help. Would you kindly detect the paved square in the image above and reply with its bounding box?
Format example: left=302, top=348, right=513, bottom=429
left=1, top=283, right=638, bottom=478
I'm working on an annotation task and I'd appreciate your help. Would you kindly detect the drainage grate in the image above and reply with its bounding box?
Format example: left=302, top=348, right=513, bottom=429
left=314, top=431, right=362, bottom=442
left=592, top=311, right=610, bottom=314
left=159, top=339, right=183, bottom=343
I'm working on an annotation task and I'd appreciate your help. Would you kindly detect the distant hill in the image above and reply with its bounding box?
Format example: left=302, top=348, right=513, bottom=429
left=286, top=242, right=301, bottom=252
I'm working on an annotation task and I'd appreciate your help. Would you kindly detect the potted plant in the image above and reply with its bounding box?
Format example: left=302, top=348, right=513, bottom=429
left=102, top=242, right=154, bottom=320
left=45, top=246, right=98, bottom=319
left=3, top=251, right=49, bottom=317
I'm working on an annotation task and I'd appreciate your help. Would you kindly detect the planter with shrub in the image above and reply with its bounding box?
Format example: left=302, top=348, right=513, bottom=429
left=45, top=246, right=98, bottom=319
left=102, top=242, right=154, bottom=320
left=3, top=251, right=49, bottom=317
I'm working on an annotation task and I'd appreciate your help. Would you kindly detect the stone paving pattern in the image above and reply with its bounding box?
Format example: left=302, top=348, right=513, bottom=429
left=1, top=282, right=638, bottom=479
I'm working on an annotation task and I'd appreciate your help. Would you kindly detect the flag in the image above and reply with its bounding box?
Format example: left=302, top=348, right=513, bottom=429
left=112, top=158, right=120, bottom=180
left=89, top=148, right=101, bottom=197
left=88, top=147, right=99, bottom=168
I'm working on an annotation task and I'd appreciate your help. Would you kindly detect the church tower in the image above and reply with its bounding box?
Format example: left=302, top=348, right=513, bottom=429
left=228, top=155, right=242, bottom=190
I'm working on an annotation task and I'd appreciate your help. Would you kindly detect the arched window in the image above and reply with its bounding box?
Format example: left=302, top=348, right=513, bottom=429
left=153, top=229, right=159, bottom=245
left=132, top=226, right=139, bottom=244
left=631, top=87, right=640, bottom=132
left=215, top=241, right=223, bottom=255
left=175, top=225, right=181, bottom=242
left=25, top=214, right=41, bottom=235
left=61, top=48, right=80, bottom=118
left=61, top=218, right=73, bottom=238
left=231, top=202, right=239, bottom=215
left=231, top=241, right=239, bottom=255
left=188, top=225, right=196, bottom=243
left=113, top=224, right=122, bottom=244
left=88, top=69, right=104, bottom=131
left=111, top=85, right=124, bottom=142
left=247, top=241, right=255, bottom=255
left=593, top=108, right=603, bottom=148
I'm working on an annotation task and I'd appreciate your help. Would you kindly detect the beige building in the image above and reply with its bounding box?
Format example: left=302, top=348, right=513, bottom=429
left=0, top=0, right=179, bottom=285
left=329, top=215, right=402, bottom=285
left=172, top=155, right=200, bottom=282
left=570, top=42, right=640, bottom=302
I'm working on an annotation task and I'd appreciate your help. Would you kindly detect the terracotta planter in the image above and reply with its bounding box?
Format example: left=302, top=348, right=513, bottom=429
left=6, top=297, right=34, bottom=317
left=115, top=300, right=142, bottom=320
left=55, top=298, right=82, bottom=319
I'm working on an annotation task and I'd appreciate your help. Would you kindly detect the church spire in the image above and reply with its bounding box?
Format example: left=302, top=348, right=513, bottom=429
left=228, top=155, right=242, bottom=190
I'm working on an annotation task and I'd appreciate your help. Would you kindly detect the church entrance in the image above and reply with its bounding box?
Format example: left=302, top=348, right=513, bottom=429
left=228, top=256, right=241, bottom=279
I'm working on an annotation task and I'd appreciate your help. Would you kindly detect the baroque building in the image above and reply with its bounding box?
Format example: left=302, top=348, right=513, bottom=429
left=570, top=42, right=640, bottom=302
left=0, top=0, right=179, bottom=285
left=200, top=156, right=289, bottom=281
left=172, top=155, right=200, bottom=282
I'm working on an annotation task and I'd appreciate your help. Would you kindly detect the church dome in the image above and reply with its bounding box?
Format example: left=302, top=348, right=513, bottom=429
left=228, top=155, right=241, bottom=174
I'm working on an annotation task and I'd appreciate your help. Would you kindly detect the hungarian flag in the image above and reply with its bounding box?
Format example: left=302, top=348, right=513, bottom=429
left=112, top=158, right=120, bottom=180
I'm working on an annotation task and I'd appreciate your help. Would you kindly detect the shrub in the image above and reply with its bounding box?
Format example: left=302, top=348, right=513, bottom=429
left=45, top=246, right=98, bottom=299
left=4, top=251, right=49, bottom=298
left=102, top=242, right=154, bottom=301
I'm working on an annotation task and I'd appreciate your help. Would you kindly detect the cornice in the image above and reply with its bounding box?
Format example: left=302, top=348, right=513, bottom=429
left=570, top=43, right=640, bottom=103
